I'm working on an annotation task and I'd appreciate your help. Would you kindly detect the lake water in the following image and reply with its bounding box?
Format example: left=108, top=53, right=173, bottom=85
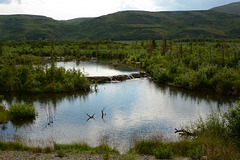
left=0, top=61, right=236, bottom=153
left=55, top=60, right=139, bottom=76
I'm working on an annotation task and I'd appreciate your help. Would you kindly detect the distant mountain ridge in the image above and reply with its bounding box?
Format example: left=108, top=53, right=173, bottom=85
left=0, top=2, right=240, bottom=41
left=69, top=10, right=240, bottom=40
left=0, top=15, right=72, bottom=41
left=211, top=1, right=240, bottom=16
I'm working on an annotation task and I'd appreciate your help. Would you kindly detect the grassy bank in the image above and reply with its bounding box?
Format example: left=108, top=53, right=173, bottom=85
left=132, top=102, right=240, bottom=159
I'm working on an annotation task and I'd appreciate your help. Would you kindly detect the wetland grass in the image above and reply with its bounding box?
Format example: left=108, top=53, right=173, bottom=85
left=133, top=103, right=240, bottom=159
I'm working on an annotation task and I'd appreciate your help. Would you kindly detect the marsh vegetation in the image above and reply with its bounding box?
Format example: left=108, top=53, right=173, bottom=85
left=1, top=39, right=240, bottom=94
left=0, top=39, right=240, bottom=159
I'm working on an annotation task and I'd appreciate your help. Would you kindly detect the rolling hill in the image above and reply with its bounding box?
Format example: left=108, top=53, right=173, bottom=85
left=0, top=2, right=240, bottom=41
left=211, top=1, right=240, bottom=16
left=68, top=10, right=240, bottom=40
left=0, top=15, right=73, bottom=41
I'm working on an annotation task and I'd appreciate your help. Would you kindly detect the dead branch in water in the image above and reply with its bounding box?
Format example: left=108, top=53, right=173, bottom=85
left=101, top=106, right=107, bottom=119
left=175, top=128, right=195, bottom=137
left=86, top=113, right=95, bottom=121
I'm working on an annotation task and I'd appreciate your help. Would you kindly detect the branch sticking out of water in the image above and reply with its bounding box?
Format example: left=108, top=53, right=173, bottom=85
left=86, top=113, right=95, bottom=121
left=101, top=106, right=107, bottom=119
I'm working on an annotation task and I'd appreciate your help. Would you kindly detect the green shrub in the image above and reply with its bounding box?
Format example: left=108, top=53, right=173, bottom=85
left=175, top=70, right=198, bottom=89
left=0, top=104, right=6, bottom=111
left=0, top=110, right=10, bottom=124
left=9, top=102, right=37, bottom=120
left=57, top=148, right=65, bottom=157
left=168, top=62, right=178, bottom=74
left=153, top=145, right=173, bottom=159
left=0, top=95, right=3, bottom=101
left=134, top=140, right=158, bottom=155
left=181, top=108, right=227, bottom=138
left=188, top=147, right=204, bottom=160
left=225, top=102, right=240, bottom=140
left=211, top=67, right=234, bottom=93
left=204, top=144, right=240, bottom=160
left=153, top=68, right=173, bottom=83
left=170, top=139, right=203, bottom=157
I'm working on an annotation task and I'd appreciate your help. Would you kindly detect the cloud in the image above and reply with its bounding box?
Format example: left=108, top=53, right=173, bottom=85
left=0, top=0, right=21, bottom=4
left=155, top=0, right=239, bottom=10
left=119, top=0, right=167, bottom=11
left=0, top=0, right=11, bottom=4
left=0, top=0, right=238, bottom=20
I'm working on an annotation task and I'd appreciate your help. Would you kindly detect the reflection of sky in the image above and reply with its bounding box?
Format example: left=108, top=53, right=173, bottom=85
left=0, top=79, right=235, bottom=153
left=55, top=61, right=138, bottom=76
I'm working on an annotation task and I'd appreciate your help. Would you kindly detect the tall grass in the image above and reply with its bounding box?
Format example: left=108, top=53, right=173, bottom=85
left=133, top=102, right=240, bottom=159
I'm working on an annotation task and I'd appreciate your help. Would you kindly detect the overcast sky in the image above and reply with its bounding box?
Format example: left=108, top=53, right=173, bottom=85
left=0, top=0, right=238, bottom=20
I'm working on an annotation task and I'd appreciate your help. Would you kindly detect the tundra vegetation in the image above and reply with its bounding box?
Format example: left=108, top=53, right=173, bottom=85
left=0, top=39, right=240, bottom=159
left=0, top=39, right=240, bottom=94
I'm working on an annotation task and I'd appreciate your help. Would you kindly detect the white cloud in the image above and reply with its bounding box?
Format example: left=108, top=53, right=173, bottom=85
left=0, top=0, right=238, bottom=20
left=0, top=0, right=169, bottom=19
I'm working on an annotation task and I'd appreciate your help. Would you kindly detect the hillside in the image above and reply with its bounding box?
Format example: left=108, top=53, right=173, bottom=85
left=0, top=15, right=72, bottom=41
left=0, top=4, right=240, bottom=41
left=62, top=18, right=92, bottom=25
left=211, top=2, right=240, bottom=16
left=69, top=10, right=240, bottom=40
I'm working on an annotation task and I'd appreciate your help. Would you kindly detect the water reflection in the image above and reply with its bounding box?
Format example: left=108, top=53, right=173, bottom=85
left=0, top=79, right=236, bottom=153
left=55, top=60, right=139, bottom=76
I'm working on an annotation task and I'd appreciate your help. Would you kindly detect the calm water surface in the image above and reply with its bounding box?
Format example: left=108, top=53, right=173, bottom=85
left=55, top=60, right=139, bottom=76
left=0, top=61, right=236, bottom=153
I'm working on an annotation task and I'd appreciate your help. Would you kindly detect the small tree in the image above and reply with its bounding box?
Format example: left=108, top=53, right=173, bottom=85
left=147, top=39, right=154, bottom=56
left=179, top=43, right=183, bottom=59
left=152, top=39, right=157, bottom=50
left=169, top=40, right=173, bottom=59
left=161, top=35, right=167, bottom=56
left=51, top=39, right=55, bottom=51
left=0, top=42, right=3, bottom=56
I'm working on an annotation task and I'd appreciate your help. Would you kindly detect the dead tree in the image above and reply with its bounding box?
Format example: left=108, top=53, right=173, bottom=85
left=175, top=128, right=196, bottom=137
left=86, top=113, right=95, bottom=121
left=101, top=106, right=107, bottom=119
